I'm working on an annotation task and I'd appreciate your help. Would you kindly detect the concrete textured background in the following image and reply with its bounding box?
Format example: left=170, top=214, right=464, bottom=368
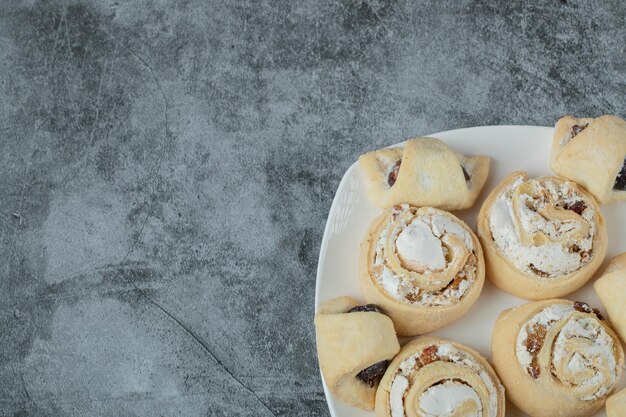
left=0, top=0, right=625, bottom=416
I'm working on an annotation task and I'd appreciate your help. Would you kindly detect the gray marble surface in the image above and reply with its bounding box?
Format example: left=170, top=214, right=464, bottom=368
left=1, top=0, right=625, bottom=416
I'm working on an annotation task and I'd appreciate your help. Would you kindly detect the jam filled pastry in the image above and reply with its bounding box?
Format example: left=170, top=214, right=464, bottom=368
left=477, top=172, right=607, bottom=300
left=606, top=387, right=626, bottom=417
left=376, top=336, right=505, bottom=417
left=594, top=253, right=626, bottom=344
left=492, top=299, right=624, bottom=417
left=358, top=137, right=490, bottom=210
left=314, top=296, right=400, bottom=410
left=551, top=114, right=626, bottom=204
left=359, top=205, right=484, bottom=336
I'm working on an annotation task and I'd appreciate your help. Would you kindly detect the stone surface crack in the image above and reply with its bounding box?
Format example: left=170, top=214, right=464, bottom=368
left=93, top=27, right=280, bottom=414
left=85, top=31, right=277, bottom=412
left=99, top=27, right=173, bottom=265
left=21, top=373, right=38, bottom=410
left=119, top=268, right=278, bottom=417
left=85, top=33, right=274, bottom=413
left=92, top=30, right=274, bottom=412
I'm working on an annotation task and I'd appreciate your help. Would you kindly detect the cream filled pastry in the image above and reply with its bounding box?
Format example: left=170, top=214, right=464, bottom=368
left=358, top=137, right=490, bottom=210
left=359, top=205, right=484, bottom=336
left=315, top=296, right=400, bottom=410
left=376, top=336, right=505, bottom=417
left=477, top=172, right=607, bottom=300
left=492, top=299, right=624, bottom=417
left=551, top=115, right=626, bottom=204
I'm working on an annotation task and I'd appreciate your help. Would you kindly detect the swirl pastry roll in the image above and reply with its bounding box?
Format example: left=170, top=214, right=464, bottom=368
left=359, top=205, right=484, bottom=336
left=376, top=336, right=505, bottom=417
left=492, top=299, right=625, bottom=417
left=606, top=387, right=626, bottom=417
left=358, top=137, right=490, bottom=210
left=477, top=172, right=607, bottom=300
left=314, top=296, right=400, bottom=410
left=594, top=252, right=626, bottom=344
left=551, top=115, right=626, bottom=204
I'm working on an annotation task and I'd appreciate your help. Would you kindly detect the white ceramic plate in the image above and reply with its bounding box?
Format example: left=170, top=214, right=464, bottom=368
left=315, top=125, right=626, bottom=417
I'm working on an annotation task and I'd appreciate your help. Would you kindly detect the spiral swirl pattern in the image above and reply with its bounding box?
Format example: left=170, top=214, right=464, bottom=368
left=516, top=301, right=622, bottom=401
left=490, top=174, right=598, bottom=277
left=493, top=299, right=624, bottom=417
left=377, top=337, right=505, bottom=417
left=367, top=205, right=479, bottom=306
left=478, top=172, right=607, bottom=300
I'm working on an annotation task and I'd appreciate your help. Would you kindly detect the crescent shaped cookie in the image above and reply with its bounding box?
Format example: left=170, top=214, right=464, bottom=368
left=314, top=297, right=400, bottom=410
left=551, top=114, right=626, bottom=204
left=376, top=336, right=505, bottom=417
left=359, top=205, right=485, bottom=336
left=492, top=299, right=624, bottom=417
left=358, top=137, right=490, bottom=210
left=477, top=171, right=607, bottom=300
left=594, top=253, right=626, bottom=344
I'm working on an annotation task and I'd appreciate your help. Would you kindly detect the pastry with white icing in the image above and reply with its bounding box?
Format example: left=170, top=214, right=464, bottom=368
left=477, top=171, right=607, bottom=300
left=594, top=252, right=626, bottom=344
left=551, top=115, right=626, bottom=204
left=359, top=205, right=485, bottom=336
left=492, top=299, right=624, bottom=417
left=376, top=336, right=505, bottom=417
left=358, top=137, right=490, bottom=210
left=314, top=296, right=400, bottom=410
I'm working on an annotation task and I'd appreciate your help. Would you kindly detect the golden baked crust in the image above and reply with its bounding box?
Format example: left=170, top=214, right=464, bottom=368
left=477, top=171, right=607, bottom=300
left=314, top=296, right=400, bottom=410
left=492, top=299, right=624, bottom=417
left=595, top=253, right=626, bottom=345
left=606, top=387, right=626, bottom=417
left=359, top=205, right=484, bottom=336
left=376, top=336, right=505, bottom=417
left=551, top=114, right=626, bottom=204
left=358, top=137, right=490, bottom=210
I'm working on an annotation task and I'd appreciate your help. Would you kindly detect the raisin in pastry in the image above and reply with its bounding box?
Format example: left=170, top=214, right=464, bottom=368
left=377, top=336, right=505, bottom=417
left=358, top=137, right=490, bottom=210
left=551, top=115, right=626, bottom=204
left=314, top=296, right=399, bottom=410
left=359, top=205, right=485, bottom=336
left=492, top=299, right=624, bottom=417
left=477, top=172, right=607, bottom=300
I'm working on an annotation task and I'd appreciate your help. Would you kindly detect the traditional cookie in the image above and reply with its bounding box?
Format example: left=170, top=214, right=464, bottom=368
left=477, top=172, right=607, bottom=300
left=606, top=387, right=626, bottom=417
left=595, top=252, right=626, bottom=344
left=492, top=299, right=624, bottom=417
left=358, top=137, right=490, bottom=210
left=314, top=296, right=400, bottom=410
left=551, top=114, right=626, bottom=204
left=376, top=336, right=505, bottom=417
left=359, top=205, right=484, bottom=336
